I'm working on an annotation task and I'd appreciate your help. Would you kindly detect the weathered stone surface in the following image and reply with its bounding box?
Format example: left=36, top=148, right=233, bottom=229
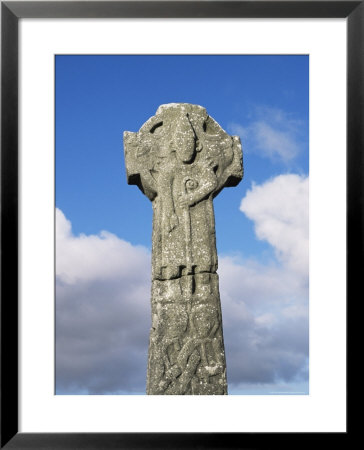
left=124, top=103, right=243, bottom=395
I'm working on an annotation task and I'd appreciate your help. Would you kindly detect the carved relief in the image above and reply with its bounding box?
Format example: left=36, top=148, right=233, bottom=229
left=124, top=104, right=243, bottom=395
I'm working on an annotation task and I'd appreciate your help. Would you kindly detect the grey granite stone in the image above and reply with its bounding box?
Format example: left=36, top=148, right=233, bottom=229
left=124, top=103, right=243, bottom=395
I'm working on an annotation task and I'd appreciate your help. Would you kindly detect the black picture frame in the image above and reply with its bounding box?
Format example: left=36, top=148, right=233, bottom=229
left=1, top=1, right=357, bottom=448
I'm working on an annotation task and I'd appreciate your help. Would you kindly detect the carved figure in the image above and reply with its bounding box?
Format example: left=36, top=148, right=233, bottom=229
left=124, top=103, right=243, bottom=394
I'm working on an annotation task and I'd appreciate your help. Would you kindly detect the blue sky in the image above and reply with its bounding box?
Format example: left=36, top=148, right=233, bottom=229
left=56, top=55, right=309, bottom=395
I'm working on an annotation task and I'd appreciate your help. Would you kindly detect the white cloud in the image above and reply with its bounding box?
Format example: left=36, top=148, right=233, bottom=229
left=56, top=208, right=151, bottom=394
left=56, top=208, right=149, bottom=284
left=240, top=174, right=309, bottom=278
left=229, top=106, right=306, bottom=163
left=217, top=173, right=309, bottom=390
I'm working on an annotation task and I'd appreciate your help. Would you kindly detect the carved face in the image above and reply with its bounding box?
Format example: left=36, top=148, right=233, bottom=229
left=172, top=114, right=196, bottom=163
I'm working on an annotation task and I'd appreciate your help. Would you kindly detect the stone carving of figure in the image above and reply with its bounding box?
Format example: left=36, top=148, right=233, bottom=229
left=123, top=103, right=243, bottom=395
left=124, top=103, right=242, bottom=281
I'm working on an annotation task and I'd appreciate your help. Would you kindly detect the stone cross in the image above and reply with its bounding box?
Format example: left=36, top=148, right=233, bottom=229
left=124, top=103, right=243, bottom=395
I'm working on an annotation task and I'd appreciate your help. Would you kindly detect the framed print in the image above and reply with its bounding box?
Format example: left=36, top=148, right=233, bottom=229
left=1, top=1, right=358, bottom=448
